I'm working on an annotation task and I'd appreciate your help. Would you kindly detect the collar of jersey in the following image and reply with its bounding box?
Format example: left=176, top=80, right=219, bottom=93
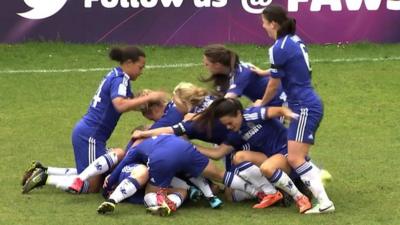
left=115, top=66, right=130, bottom=80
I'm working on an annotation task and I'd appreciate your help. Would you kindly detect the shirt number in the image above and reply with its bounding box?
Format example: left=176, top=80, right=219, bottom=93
left=92, top=79, right=106, bottom=108
left=300, top=43, right=312, bottom=72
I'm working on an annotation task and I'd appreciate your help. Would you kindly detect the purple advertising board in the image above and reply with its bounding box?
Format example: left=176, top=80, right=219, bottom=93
left=1, top=0, right=400, bottom=45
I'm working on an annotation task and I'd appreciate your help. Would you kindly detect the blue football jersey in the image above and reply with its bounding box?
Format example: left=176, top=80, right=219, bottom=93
left=227, top=62, right=286, bottom=106
left=108, top=135, right=206, bottom=189
left=190, top=95, right=215, bottom=114
left=150, top=101, right=184, bottom=129
left=81, top=67, right=133, bottom=142
left=125, top=101, right=184, bottom=151
left=269, top=35, right=320, bottom=105
left=223, top=106, right=287, bottom=157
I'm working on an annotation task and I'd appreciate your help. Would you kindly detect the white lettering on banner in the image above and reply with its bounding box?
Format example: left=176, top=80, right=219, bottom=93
left=345, top=0, right=381, bottom=11
left=19, top=0, right=400, bottom=20
left=241, top=0, right=272, bottom=14
left=102, top=0, right=119, bottom=8
left=388, top=0, right=400, bottom=10
left=310, top=0, right=342, bottom=11
left=212, top=0, right=227, bottom=7
left=84, top=0, right=184, bottom=8
left=194, top=0, right=227, bottom=8
left=141, top=0, right=158, bottom=8
left=288, top=0, right=308, bottom=12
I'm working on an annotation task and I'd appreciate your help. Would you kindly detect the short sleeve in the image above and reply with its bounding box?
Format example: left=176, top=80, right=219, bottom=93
left=110, top=75, right=130, bottom=99
left=151, top=106, right=184, bottom=129
left=242, top=107, right=266, bottom=123
left=269, top=46, right=287, bottom=79
left=226, top=67, right=251, bottom=97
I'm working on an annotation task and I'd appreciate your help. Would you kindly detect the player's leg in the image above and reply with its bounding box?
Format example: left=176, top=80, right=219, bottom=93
left=21, top=161, right=77, bottom=186
left=144, top=184, right=186, bottom=217
left=224, top=187, right=257, bottom=202
left=287, top=106, right=334, bottom=214
left=143, top=156, right=182, bottom=216
left=200, top=160, right=260, bottom=203
left=232, top=150, right=274, bottom=194
left=69, top=140, right=125, bottom=194
left=21, top=162, right=78, bottom=194
left=260, top=154, right=311, bottom=213
left=97, top=164, right=148, bottom=214
left=170, top=177, right=202, bottom=202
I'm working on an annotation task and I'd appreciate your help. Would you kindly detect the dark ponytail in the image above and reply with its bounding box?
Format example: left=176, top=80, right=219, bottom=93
left=198, top=73, right=230, bottom=97
left=109, top=46, right=145, bottom=64
left=278, top=18, right=296, bottom=38
left=262, top=4, right=296, bottom=38
left=194, top=98, right=243, bottom=137
left=201, top=44, right=240, bottom=95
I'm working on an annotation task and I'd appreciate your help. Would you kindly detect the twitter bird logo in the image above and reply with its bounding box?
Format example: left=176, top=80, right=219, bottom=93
left=18, top=0, right=68, bottom=20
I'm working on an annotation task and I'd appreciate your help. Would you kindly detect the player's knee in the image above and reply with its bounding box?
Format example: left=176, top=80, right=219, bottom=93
left=232, top=152, right=246, bottom=165
left=131, top=164, right=149, bottom=184
left=287, top=154, right=302, bottom=168
left=111, top=148, right=126, bottom=162
left=260, top=162, right=274, bottom=178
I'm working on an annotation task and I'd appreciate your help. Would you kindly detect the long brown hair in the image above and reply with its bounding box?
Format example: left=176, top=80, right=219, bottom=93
left=194, top=98, right=243, bottom=137
left=200, top=44, right=240, bottom=96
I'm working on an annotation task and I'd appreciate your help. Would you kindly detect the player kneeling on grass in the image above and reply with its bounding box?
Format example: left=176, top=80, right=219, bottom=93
left=194, top=98, right=312, bottom=213
left=22, top=45, right=166, bottom=194
left=96, top=152, right=204, bottom=214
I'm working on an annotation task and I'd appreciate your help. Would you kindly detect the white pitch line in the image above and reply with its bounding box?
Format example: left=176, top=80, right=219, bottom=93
left=0, top=63, right=203, bottom=74
left=312, top=56, right=400, bottom=63
left=1, top=57, right=399, bottom=74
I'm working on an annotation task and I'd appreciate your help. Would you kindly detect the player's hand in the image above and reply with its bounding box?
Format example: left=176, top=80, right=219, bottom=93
left=132, top=130, right=144, bottom=139
left=183, top=113, right=195, bottom=121
left=253, top=99, right=264, bottom=107
left=103, top=175, right=110, bottom=189
left=282, top=107, right=299, bottom=121
left=250, top=65, right=271, bottom=76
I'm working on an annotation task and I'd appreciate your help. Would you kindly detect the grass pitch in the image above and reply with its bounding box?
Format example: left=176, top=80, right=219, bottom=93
left=0, top=42, right=400, bottom=225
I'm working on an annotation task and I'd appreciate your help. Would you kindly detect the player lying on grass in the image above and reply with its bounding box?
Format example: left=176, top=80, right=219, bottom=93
left=96, top=160, right=202, bottom=214
left=98, top=134, right=259, bottom=216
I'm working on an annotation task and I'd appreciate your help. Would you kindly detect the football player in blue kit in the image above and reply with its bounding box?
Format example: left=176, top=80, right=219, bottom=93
left=201, top=44, right=286, bottom=107
left=22, top=46, right=166, bottom=194
left=132, top=83, right=285, bottom=204
left=94, top=85, right=223, bottom=212
left=97, top=134, right=259, bottom=216
left=193, top=98, right=312, bottom=213
left=252, top=5, right=335, bottom=214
